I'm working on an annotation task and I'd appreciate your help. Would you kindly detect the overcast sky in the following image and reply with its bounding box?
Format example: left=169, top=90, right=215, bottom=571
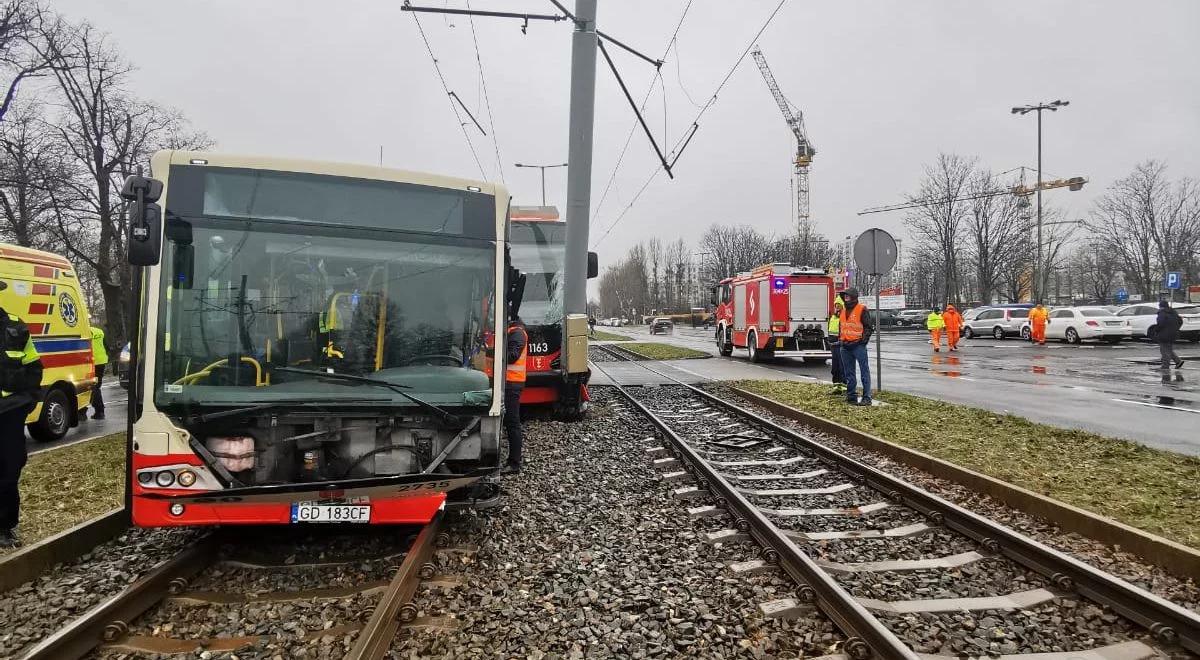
left=56, top=0, right=1200, bottom=284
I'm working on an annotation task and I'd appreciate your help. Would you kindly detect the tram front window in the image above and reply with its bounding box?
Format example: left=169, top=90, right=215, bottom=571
left=510, top=223, right=565, bottom=326
left=153, top=219, right=496, bottom=412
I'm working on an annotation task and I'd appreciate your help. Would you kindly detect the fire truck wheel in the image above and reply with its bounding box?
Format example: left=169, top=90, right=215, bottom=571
left=717, top=327, right=734, bottom=357
left=747, top=332, right=773, bottom=363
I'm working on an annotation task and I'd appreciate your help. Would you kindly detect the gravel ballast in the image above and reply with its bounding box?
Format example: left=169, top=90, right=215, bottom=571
left=0, top=526, right=199, bottom=659
left=619, top=384, right=1181, bottom=656
left=709, top=383, right=1200, bottom=615
left=389, top=388, right=843, bottom=658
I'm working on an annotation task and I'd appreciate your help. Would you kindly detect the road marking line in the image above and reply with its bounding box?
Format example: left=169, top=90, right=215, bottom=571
left=1111, top=398, right=1200, bottom=415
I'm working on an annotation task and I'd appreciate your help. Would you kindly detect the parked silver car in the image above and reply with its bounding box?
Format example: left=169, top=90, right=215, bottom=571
left=963, top=306, right=1032, bottom=339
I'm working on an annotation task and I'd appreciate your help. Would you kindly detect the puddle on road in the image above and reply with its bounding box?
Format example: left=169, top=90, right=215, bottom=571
left=929, top=354, right=962, bottom=378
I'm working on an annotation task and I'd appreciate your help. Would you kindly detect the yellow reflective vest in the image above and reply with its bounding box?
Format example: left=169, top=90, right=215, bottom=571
left=91, top=326, right=109, bottom=365
left=827, top=295, right=845, bottom=335
left=926, top=312, right=945, bottom=330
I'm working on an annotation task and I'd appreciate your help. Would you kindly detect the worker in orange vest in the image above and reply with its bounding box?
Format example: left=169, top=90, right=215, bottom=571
left=1028, top=302, right=1048, bottom=345
left=501, top=313, right=528, bottom=475
left=942, top=304, right=963, bottom=351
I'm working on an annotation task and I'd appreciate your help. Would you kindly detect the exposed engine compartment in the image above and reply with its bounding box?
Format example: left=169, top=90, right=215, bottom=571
left=191, top=412, right=500, bottom=487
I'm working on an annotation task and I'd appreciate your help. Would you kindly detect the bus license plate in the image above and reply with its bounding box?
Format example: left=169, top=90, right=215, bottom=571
left=776, top=337, right=784, bottom=348
left=291, top=504, right=371, bottom=523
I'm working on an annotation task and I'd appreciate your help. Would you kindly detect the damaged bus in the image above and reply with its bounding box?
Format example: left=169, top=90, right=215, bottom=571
left=124, top=151, right=510, bottom=526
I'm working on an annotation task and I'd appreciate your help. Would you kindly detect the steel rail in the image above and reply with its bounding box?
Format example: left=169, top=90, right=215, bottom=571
left=590, top=353, right=916, bottom=660
left=591, top=344, right=1200, bottom=654
left=345, top=510, right=444, bottom=660
left=20, top=535, right=220, bottom=660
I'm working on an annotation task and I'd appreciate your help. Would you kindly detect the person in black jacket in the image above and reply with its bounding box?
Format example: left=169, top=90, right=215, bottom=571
left=1, top=308, right=44, bottom=548
left=1156, top=301, right=1185, bottom=370
left=500, top=314, right=528, bottom=475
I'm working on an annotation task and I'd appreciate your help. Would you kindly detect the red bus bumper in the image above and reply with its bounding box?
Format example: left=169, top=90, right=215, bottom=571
left=132, top=492, right=447, bottom=527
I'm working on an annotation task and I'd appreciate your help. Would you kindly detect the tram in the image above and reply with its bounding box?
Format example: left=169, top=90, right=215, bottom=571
left=508, top=206, right=595, bottom=419
left=123, top=151, right=510, bottom=526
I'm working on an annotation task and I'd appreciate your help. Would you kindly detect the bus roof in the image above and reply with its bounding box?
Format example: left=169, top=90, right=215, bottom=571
left=157, top=150, right=502, bottom=198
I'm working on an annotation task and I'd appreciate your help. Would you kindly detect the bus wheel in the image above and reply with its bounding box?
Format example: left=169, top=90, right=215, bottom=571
left=30, top=387, right=72, bottom=442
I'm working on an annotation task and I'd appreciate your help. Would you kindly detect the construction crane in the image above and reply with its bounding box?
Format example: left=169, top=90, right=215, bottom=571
left=751, top=46, right=816, bottom=229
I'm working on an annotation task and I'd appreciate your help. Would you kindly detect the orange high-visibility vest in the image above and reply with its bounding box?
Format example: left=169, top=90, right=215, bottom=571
left=505, top=325, right=528, bottom=384
left=839, top=304, right=865, bottom=342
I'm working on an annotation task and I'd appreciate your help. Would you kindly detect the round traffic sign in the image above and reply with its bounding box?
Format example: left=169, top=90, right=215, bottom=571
left=853, top=228, right=898, bottom=276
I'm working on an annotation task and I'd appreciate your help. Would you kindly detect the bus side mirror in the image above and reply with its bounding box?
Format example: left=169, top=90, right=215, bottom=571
left=123, top=174, right=165, bottom=266
left=127, top=202, right=162, bottom=266
left=710, top=288, right=717, bottom=307
left=587, top=252, right=599, bottom=279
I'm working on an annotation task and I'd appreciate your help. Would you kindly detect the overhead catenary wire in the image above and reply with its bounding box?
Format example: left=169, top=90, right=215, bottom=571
left=466, top=0, right=506, bottom=183
left=591, top=0, right=695, bottom=228
left=410, top=9, right=488, bottom=179
left=591, top=0, right=791, bottom=247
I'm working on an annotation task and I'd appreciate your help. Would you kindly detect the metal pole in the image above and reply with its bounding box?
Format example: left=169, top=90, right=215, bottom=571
left=562, top=0, right=597, bottom=340
left=540, top=167, right=547, bottom=206
left=872, top=232, right=882, bottom=393
left=1036, top=108, right=1043, bottom=303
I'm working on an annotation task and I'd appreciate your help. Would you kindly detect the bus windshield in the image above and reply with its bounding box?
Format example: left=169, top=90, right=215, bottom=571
left=510, top=222, right=565, bottom=327
left=153, top=168, right=498, bottom=411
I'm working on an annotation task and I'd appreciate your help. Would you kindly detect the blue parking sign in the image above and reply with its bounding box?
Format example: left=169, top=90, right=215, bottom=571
left=1166, top=272, right=1182, bottom=289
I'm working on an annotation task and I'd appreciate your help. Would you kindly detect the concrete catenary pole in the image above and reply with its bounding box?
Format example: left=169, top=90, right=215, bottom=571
left=563, top=0, right=598, bottom=362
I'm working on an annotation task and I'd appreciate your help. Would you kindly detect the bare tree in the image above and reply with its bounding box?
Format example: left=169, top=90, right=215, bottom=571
left=0, top=97, right=73, bottom=248
left=903, top=153, right=974, bottom=305
left=34, top=19, right=211, bottom=345
left=645, top=236, right=663, bottom=314
left=1071, top=241, right=1118, bottom=303
left=0, top=0, right=59, bottom=122
left=1091, top=161, right=1200, bottom=298
left=698, top=224, right=769, bottom=286
left=964, top=169, right=1026, bottom=304
left=665, top=238, right=689, bottom=312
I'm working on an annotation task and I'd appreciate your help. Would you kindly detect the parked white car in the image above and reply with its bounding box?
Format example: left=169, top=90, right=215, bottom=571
left=1020, top=306, right=1133, bottom=344
left=1114, top=303, right=1200, bottom=342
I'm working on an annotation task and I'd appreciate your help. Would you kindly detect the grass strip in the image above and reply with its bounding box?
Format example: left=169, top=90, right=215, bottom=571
left=591, top=330, right=632, bottom=342
left=6, top=434, right=126, bottom=553
left=621, top=342, right=710, bottom=361
left=734, top=380, right=1200, bottom=550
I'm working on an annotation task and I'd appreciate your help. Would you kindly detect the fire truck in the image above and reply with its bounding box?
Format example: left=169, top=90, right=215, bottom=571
left=711, top=263, right=834, bottom=363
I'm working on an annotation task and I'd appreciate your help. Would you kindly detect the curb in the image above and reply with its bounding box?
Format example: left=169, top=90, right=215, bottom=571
left=0, top=508, right=128, bottom=594
left=729, top=386, right=1200, bottom=581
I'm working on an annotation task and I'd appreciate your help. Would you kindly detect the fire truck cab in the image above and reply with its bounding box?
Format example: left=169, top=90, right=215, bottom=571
left=712, top=263, right=833, bottom=363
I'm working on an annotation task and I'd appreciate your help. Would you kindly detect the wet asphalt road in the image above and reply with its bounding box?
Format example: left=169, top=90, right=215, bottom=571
left=599, top=325, right=1199, bottom=455
left=25, top=381, right=128, bottom=455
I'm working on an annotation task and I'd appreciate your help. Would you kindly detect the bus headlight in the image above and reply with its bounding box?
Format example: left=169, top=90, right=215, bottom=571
left=169, top=503, right=185, bottom=516
left=155, top=471, right=176, bottom=487
left=176, top=470, right=197, bottom=487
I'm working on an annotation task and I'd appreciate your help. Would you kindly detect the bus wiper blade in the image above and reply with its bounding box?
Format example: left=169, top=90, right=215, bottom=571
left=272, top=366, right=462, bottom=425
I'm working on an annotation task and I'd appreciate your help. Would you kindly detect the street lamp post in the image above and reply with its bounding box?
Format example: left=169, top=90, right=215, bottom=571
left=514, top=162, right=569, bottom=206
left=1012, top=99, right=1069, bottom=302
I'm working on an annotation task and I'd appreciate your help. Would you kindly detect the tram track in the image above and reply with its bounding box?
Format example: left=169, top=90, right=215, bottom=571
left=590, top=343, right=1200, bottom=659
left=18, top=513, right=447, bottom=660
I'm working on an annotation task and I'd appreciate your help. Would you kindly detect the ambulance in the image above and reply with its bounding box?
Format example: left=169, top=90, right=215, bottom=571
left=0, top=244, right=95, bottom=440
